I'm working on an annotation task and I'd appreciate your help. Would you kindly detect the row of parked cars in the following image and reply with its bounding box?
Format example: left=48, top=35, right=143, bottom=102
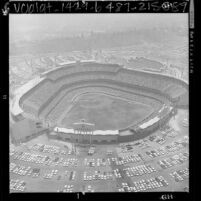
left=43, top=169, right=58, bottom=179
left=10, top=163, right=31, bottom=176
left=158, top=152, right=189, bottom=169
left=83, top=171, right=114, bottom=181
left=123, top=164, right=156, bottom=177
left=30, top=143, right=75, bottom=156
left=146, top=148, right=166, bottom=158
left=84, top=158, right=108, bottom=167
left=11, top=149, right=79, bottom=168
left=42, top=169, right=76, bottom=181
left=84, top=155, right=143, bottom=167
left=110, top=154, right=143, bottom=166
left=113, top=168, right=122, bottom=178
left=58, top=185, right=74, bottom=193
left=170, top=168, right=189, bottom=182
left=10, top=179, right=26, bottom=192
left=11, top=151, right=48, bottom=164
left=10, top=162, right=40, bottom=178
left=61, top=158, right=78, bottom=167
left=120, top=131, right=174, bottom=153
left=146, top=136, right=188, bottom=158
left=30, top=143, right=61, bottom=154
left=120, top=139, right=151, bottom=152
left=118, top=176, right=168, bottom=192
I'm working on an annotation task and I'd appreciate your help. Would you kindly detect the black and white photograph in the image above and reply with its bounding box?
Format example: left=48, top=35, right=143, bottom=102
left=6, top=2, right=192, bottom=197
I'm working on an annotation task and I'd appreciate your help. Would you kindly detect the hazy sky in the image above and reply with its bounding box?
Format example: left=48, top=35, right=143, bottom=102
left=10, top=14, right=188, bottom=41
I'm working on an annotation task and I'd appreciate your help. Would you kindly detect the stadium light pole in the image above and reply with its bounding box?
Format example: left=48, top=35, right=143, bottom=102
left=77, top=130, right=80, bottom=144
left=90, top=130, right=92, bottom=146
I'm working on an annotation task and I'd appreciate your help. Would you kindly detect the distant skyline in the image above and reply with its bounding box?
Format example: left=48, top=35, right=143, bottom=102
left=10, top=14, right=188, bottom=42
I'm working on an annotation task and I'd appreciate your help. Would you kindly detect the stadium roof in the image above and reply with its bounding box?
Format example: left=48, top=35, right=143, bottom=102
left=119, top=130, right=133, bottom=136
left=139, top=116, right=160, bottom=129
left=94, top=130, right=119, bottom=135
left=54, top=127, right=74, bottom=133
left=54, top=127, right=119, bottom=135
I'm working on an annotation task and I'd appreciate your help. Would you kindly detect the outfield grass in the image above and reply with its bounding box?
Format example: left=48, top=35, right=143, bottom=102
left=61, top=93, right=154, bottom=130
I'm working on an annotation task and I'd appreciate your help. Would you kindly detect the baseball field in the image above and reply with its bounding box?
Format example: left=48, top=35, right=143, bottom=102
left=61, top=93, right=154, bottom=130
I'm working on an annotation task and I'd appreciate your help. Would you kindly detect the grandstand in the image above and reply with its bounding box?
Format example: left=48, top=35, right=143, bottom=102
left=12, top=61, right=188, bottom=143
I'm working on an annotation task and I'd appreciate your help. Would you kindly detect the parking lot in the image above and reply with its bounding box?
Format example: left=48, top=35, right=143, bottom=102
left=10, top=109, right=189, bottom=192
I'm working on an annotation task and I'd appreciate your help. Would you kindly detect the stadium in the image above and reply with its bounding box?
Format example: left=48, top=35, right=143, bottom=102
left=10, top=61, right=188, bottom=144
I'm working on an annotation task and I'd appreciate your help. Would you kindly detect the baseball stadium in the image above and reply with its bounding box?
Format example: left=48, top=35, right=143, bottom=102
left=10, top=61, right=188, bottom=144
left=9, top=61, right=189, bottom=193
